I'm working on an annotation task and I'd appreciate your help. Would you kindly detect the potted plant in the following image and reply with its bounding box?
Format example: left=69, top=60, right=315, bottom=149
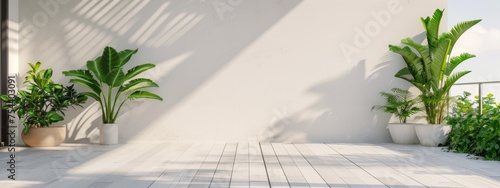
left=63, top=46, right=163, bottom=144
left=0, top=62, right=88, bottom=147
left=388, top=9, right=481, bottom=146
left=372, top=88, right=420, bottom=144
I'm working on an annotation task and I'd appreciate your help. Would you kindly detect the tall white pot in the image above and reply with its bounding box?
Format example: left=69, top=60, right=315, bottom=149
left=387, top=123, right=419, bottom=144
left=99, top=123, right=118, bottom=145
left=415, top=124, right=451, bottom=147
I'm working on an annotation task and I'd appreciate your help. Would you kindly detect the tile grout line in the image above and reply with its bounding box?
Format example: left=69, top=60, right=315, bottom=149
left=259, top=143, right=272, bottom=188
left=208, top=143, right=227, bottom=188
left=228, top=143, right=238, bottom=187
left=293, top=143, right=333, bottom=188
left=147, top=143, right=195, bottom=188
left=270, top=143, right=291, bottom=188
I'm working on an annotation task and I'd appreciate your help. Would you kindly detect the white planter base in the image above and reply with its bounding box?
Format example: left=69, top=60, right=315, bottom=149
left=387, top=123, right=419, bottom=144
left=415, top=124, right=451, bottom=147
left=99, top=124, right=118, bottom=145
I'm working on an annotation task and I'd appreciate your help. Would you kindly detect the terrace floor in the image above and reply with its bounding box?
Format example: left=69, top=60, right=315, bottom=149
left=1, top=142, right=500, bottom=188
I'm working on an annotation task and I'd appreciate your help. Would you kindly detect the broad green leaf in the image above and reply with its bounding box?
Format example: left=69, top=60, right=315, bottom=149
left=119, top=78, right=159, bottom=93
left=87, top=60, right=106, bottom=82
left=429, top=39, right=451, bottom=90
left=80, top=92, right=101, bottom=102
left=389, top=45, right=424, bottom=83
left=101, top=46, right=121, bottom=75
left=128, top=91, right=163, bottom=101
left=401, top=37, right=431, bottom=68
left=422, top=9, right=443, bottom=48
left=105, top=69, right=125, bottom=87
left=443, top=71, right=471, bottom=92
left=69, top=78, right=102, bottom=94
left=118, top=49, right=138, bottom=67
left=440, top=19, right=481, bottom=53
left=124, top=63, right=156, bottom=81
left=47, top=111, right=64, bottom=122
left=63, top=70, right=100, bottom=86
left=446, top=53, right=476, bottom=75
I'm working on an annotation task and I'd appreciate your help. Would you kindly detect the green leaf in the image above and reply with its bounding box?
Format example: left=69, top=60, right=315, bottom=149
left=443, top=71, right=471, bottom=92
left=440, top=19, right=481, bottom=53
left=43, top=68, right=53, bottom=79
left=0, top=95, right=8, bottom=102
left=105, top=69, right=125, bottom=87
left=18, top=109, right=25, bottom=119
left=101, top=46, right=121, bottom=75
left=80, top=92, right=101, bottom=102
left=69, top=78, right=102, bottom=94
left=87, top=60, right=106, bottom=83
left=47, top=111, right=64, bottom=122
left=401, top=37, right=431, bottom=66
left=124, top=63, right=156, bottom=81
left=119, top=78, right=159, bottom=93
left=422, top=9, right=443, bottom=48
left=389, top=45, right=424, bottom=83
left=23, top=127, right=29, bottom=135
left=429, top=39, right=451, bottom=90
left=29, top=62, right=41, bottom=72
left=128, top=91, right=163, bottom=101
left=446, top=53, right=476, bottom=75
left=63, top=70, right=100, bottom=86
left=118, top=49, right=138, bottom=67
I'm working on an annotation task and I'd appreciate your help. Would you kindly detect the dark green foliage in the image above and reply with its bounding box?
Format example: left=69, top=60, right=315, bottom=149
left=0, top=62, right=88, bottom=135
left=447, top=92, right=500, bottom=160
left=372, top=88, right=420, bottom=123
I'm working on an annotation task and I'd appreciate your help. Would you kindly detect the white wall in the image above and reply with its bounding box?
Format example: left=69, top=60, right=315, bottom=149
left=16, top=0, right=446, bottom=143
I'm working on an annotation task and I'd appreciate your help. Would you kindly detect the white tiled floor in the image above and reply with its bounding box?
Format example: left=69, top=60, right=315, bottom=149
left=1, top=142, right=500, bottom=187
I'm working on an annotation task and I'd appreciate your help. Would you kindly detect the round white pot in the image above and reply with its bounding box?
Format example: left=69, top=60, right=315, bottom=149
left=415, top=124, right=451, bottom=147
left=99, top=123, right=118, bottom=145
left=387, top=123, right=419, bottom=144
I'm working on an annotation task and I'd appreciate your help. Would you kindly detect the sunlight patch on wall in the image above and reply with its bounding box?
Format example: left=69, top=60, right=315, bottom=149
left=62, top=18, right=113, bottom=63
left=149, top=51, right=194, bottom=81
left=151, top=14, right=204, bottom=48
left=129, top=2, right=171, bottom=45
left=72, top=0, right=150, bottom=36
left=127, top=2, right=204, bottom=48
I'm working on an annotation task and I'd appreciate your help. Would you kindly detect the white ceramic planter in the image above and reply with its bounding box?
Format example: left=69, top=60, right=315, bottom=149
left=415, top=124, right=451, bottom=147
left=387, top=123, right=419, bottom=144
left=99, top=124, right=118, bottom=145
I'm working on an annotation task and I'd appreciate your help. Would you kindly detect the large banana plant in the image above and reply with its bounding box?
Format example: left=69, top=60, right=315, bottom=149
left=63, top=46, right=163, bottom=123
left=388, top=9, right=480, bottom=124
